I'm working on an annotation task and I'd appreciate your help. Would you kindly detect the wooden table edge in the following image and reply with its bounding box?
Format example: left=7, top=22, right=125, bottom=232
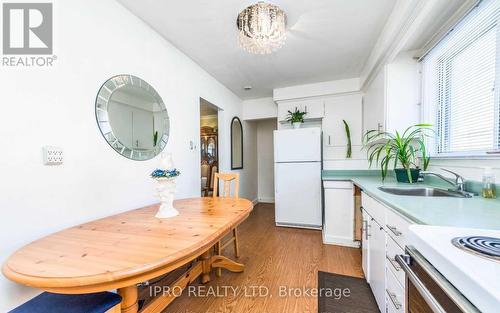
left=2, top=201, right=253, bottom=294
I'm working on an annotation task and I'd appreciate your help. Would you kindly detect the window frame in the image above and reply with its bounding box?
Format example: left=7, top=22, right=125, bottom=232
left=422, top=2, right=500, bottom=159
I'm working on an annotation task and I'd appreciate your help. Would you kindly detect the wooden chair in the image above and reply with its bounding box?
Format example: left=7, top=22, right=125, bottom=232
left=201, top=163, right=210, bottom=196
left=207, top=165, right=218, bottom=196
left=213, top=173, right=240, bottom=277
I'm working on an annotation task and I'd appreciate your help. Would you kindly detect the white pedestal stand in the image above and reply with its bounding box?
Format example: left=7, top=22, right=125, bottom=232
left=154, top=177, right=179, bottom=218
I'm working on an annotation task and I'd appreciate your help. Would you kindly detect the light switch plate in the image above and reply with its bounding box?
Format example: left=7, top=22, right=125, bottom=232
left=43, top=146, right=63, bottom=165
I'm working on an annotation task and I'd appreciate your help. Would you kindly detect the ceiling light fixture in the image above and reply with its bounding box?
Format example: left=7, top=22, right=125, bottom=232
left=237, top=1, right=287, bottom=55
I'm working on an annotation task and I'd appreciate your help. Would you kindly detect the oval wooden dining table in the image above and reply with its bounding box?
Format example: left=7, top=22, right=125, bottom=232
left=2, top=197, right=254, bottom=313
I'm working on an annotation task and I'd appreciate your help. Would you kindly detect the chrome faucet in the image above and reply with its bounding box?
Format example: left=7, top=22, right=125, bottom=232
left=420, top=168, right=473, bottom=197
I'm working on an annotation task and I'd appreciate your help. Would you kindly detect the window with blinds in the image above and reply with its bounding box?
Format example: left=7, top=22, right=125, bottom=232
left=422, top=0, right=500, bottom=156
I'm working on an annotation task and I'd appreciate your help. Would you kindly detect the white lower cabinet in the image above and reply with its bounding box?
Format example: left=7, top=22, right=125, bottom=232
left=368, top=218, right=386, bottom=313
left=323, top=181, right=358, bottom=247
left=361, top=192, right=413, bottom=313
left=361, top=208, right=371, bottom=283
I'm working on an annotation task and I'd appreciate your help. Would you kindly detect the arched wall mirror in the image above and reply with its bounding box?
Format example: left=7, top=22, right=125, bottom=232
left=231, top=117, right=243, bottom=170
left=95, top=75, right=170, bottom=161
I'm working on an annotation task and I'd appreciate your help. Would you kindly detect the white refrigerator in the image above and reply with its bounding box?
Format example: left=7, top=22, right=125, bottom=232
left=274, top=127, right=322, bottom=229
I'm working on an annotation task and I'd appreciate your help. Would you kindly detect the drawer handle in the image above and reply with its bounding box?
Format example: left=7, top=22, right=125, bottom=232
left=386, top=289, right=402, bottom=310
left=386, top=224, right=402, bottom=236
left=386, top=254, right=401, bottom=271
left=363, top=221, right=371, bottom=239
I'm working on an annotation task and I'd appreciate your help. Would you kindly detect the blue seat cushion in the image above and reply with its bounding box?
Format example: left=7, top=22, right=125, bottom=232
left=9, top=291, right=122, bottom=313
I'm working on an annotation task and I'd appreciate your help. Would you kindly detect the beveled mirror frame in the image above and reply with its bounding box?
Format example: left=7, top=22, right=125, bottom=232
left=95, top=74, right=170, bottom=161
left=230, top=116, right=243, bottom=170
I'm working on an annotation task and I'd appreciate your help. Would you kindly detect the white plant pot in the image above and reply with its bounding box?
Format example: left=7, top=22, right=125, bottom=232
left=292, top=122, right=302, bottom=129
left=154, top=177, right=179, bottom=218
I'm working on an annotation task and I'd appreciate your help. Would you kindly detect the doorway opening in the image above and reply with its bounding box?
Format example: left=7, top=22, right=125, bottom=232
left=200, top=98, right=219, bottom=197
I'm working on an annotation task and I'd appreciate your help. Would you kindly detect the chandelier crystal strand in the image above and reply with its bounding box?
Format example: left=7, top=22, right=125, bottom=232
left=237, top=2, right=287, bottom=54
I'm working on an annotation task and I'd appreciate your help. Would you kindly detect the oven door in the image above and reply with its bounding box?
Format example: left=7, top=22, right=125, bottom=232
left=396, top=246, right=480, bottom=313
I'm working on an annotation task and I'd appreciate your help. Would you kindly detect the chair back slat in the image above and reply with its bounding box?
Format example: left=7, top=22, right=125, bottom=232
left=213, top=173, right=239, bottom=199
left=210, top=166, right=218, bottom=189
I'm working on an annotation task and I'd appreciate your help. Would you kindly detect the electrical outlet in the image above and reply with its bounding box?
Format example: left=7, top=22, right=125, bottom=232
left=43, top=146, right=63, bottom=165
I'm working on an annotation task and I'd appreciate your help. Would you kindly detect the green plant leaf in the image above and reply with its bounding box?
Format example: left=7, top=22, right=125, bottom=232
left=362, top=124, right=435, bottom=180
left=343, top=120, right=352, bottom=158
left=285, top=107, right=307, bottom=124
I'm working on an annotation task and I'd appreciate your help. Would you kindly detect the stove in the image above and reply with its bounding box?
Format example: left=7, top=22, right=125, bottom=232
left=407, top=225, right=500, bottom=313
left=452, top=236, right=500, bottom=261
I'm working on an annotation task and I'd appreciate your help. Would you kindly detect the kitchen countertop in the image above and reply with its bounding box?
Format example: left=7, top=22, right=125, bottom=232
left=322, top=170, right=500, bottom=230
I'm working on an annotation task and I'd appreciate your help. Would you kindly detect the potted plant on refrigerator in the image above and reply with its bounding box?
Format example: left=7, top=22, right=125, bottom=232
left=363, top=124, right=433, bottom=183
left=285, top=107, right=307, bottom=129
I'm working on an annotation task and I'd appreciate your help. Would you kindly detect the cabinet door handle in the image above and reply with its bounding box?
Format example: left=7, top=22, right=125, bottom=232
left=386, top=254, right=401, bottom=271
left=386, top=289, right=402, bottom=310
left=362, top=220, right=367, bottom=239
left=328, top=135, right=331, bottom=145
left=305, top=105, right=308, bottom=112
left=386, top=224, right=402, bottom=236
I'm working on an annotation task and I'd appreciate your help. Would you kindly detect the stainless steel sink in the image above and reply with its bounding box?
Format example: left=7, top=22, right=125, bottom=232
left=378, top=186, right=467, bottom=198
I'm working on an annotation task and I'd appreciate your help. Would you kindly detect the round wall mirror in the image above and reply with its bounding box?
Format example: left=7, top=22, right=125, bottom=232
left=95, top=75, right=169, bottom=160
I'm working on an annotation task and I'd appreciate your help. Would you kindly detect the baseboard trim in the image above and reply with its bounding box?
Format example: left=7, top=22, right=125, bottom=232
left=257, top=197, right=275, bottom=203
left=276, top=222, right=322, bottom=230
left=322, top=234, right=360, bottom=248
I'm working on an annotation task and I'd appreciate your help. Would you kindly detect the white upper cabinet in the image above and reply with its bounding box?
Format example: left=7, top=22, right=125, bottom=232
left=301, top=99, right=324, bottom=119
left=362, top=51, right=421, bottom=135
left=322, top=93, right=363, bottom=147
left=277, top=98, right=324, bottom=122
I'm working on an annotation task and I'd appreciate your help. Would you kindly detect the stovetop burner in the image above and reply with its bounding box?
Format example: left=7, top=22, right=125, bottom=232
left=452, top=236, right=500, bottom=261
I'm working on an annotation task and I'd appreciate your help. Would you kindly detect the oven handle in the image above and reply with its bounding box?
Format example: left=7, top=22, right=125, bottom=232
left=395, top=254, right=447, bottom=313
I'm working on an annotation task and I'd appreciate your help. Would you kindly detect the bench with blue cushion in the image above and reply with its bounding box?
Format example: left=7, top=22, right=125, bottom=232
left=8, top=291, right=122, bottom=313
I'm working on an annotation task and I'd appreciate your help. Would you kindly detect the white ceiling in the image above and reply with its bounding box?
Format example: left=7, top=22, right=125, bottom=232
left=117, top=0, right=397, bottom=99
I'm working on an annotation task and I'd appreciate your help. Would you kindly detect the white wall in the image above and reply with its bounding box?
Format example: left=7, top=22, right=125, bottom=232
left=256, top=119, right=277, bottom=202
left=242, top=121, right=259, bottom=201
left=0, top=0, right=256, bottom=311
left=426, top=159, right=500, bottom=182
left=242, top=97, right=277, bottom=120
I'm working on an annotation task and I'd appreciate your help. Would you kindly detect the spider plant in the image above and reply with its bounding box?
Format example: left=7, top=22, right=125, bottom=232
left=363, top=124, right=433, bottom=183
left=285, top=107, right=307, bottom=124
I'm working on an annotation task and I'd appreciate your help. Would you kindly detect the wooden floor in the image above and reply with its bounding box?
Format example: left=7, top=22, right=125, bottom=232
left=148, top=203, right=363, bottom=313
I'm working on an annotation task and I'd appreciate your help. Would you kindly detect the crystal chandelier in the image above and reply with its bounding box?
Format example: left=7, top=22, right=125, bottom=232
left=237, top=2, right=287, bottom=54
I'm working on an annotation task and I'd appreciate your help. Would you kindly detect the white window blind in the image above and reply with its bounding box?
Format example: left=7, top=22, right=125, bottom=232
left=422, top=0, right=500, bottom=156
